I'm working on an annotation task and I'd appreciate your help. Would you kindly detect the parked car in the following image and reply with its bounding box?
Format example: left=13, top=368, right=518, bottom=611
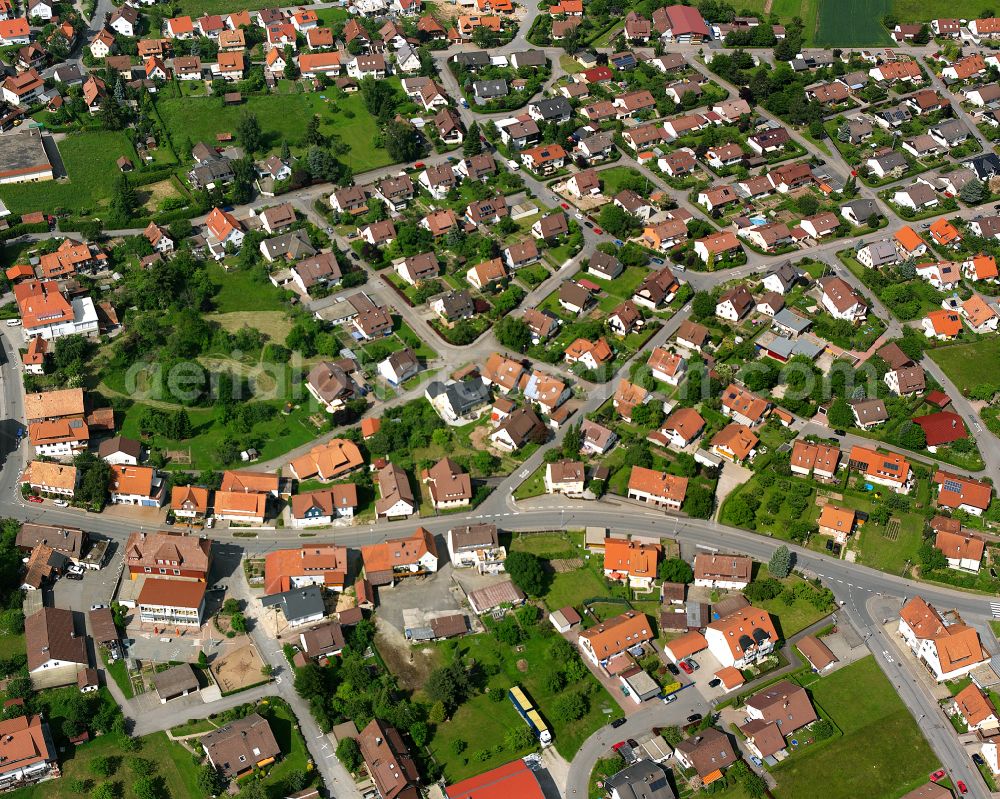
left=6, top=319, right=21, bottom=327
left=957, top=781, right=968, bottom=794
left=560, top=203, right=570, bottom=210
left=612, top=741, right=626, bottom=752
left=610, top=718, right=627, bottom=729
left=662, top=693, right=677, bottom=704
left=665, top=663, right=679, bottom=676
left=678, top=660, right=693, bottom=674
left=593, top=227, right=603, bottom=234
left=929, top=771, right=946, bottom=783
left=91, top=604, right=107, bottom=611
left=685, top=658, right=700, bottom=671
left=708, top=678, right=722, bottom=688
left=65, top=571, right=83, bottom=581
left=973, top=754, right=985, bottom=766
left=686, top=713, right=702, bottom=723
left=26, top=495, right=43, bottom=503
left=53, top=500, right=68, bottom=507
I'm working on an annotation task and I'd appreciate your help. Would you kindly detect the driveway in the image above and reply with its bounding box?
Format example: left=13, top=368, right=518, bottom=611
left=50, top=539, right=123, bottom=611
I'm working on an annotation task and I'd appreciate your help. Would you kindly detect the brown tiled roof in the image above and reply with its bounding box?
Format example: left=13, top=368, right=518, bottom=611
left=202, top=714, right=281, bottom=778
left=25, top=607, right=86, bottom=671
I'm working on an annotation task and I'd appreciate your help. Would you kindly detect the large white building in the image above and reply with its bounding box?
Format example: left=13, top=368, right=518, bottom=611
left=898, top=596, right=989, bottom=682
left=705, top=607, right=779, bottom=669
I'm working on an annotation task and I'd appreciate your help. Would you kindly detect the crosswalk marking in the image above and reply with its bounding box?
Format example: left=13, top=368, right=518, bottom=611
left=989, top=602, right=1000, bottom=618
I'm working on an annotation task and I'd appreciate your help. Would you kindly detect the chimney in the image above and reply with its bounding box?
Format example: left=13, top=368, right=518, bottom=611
left=376, top=737, right=383, bottom=746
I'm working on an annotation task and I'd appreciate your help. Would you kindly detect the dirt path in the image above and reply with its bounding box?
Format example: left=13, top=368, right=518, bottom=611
left=763, top=0, right=773, bottom=12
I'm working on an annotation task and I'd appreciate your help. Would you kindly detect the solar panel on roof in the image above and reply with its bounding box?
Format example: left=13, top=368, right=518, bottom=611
left=943, top=479, right=963, bottom=493
left=882, top=461, right=898, bottom=471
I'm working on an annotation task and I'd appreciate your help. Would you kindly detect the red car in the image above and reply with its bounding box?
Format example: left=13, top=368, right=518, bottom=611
left=611, top=741, right=626, bottom=752
left=957, top=781, right=968, bottom=794
left=413, top=162, right=425, bottom=169
left=678, top=660, right=694, bottom=674
left=26, top=496, right=43, bottom=503
left=929, top=771, right=945, bottom=783
left=560, top=203, right=570, bottom=210
left=594, top=227, right=603, bottom=234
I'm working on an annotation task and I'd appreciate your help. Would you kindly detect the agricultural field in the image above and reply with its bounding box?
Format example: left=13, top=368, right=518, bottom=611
left=814, top=0, right=892, bottom=46
left=892, top=0, right=985, bottom=21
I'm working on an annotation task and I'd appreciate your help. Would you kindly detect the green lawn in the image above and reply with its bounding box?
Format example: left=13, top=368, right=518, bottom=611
left=753, top=567, right=832, bottom=639
left=0, top=631, right=24, bottom=663
left=855, top=512, right=925, bottom=576
left=509, top=532, right=611, bottom=611
left=927, top=338, right=1000, bottom=396
left=157, top=89, right=394, bottom=172
left=595, top=166, right=652, bottom=198
left=169, top=718, right=218, bottom=736
left=0, top=131, right=153, bottom=217
left=426, top=626, right=623, bottom=779
left=574, top=265, right=650, bottom=301
left=113, top=383, right=324, bottom=471
left=513, top=465, right=546, bottom=500
left=7, top=731, right=201, bottom=799
left=208, top=263, right=289, bottom=313
left=775, top=657, right=939, bottom=799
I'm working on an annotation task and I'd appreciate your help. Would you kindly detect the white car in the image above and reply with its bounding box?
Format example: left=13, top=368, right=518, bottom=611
left=574, top=212, right=584, bottom=220
left=53, top=499, right=68, bottom=507
left=507, top=159, right=520, bottom=170
left=91, top=604, right=107, bottom=611
left=5, top=319, right=21, bottom=327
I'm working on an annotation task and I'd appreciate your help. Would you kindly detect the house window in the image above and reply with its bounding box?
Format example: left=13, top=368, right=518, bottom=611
left=159, top=568, right=166, bottom=574
left=173, top=569, right=180, bottom=575
left=144, top=567, right=151, bottom=573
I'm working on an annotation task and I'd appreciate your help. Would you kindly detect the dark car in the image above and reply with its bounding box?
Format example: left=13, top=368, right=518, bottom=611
left=350, top=252, right=360, bottom=261
left=832, top=429, right=846, bottom=437
left=610, top=718, right=627, bottom=729
left=974, top=754, right=985, bottom=766
left=584, top=221, right=594, bottom=228
left=627, top=739, right=639, bottom=749
left=666, top=663, right=679, bottom=676
left=686, top=713, right=702, bottom=723
left=64, top=571, right=84, bottom=581
left=708, top=678, right=722, bottom=688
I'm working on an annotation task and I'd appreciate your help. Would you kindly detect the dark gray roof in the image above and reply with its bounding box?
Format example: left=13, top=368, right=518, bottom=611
left=261, top=230, right=317, bottom=261
left=453, top=50, right=489, bottom=67
left=153, top=663, right=199, bottom=698
left=473, top=79, right=508, bottom=98
left=771, top=308, right=811, bottom=334
left=842, top=198, right=878, bottom=221
left=766, top=262, right=798, bottom=291
left=511, top=49, right=547, bottom=67
left=261, top=585, right=325, bottom=623
left=606, top=760, right=676, bottom=799
left=967, top=153, right=1000, bottom=180
left=427, top=379, right=491, bottom=416
left=530, top=96, right=572, bottom=119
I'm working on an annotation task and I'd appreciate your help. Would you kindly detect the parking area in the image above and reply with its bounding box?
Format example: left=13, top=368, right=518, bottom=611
left=376, top=563, right=465, bottom=634
left=125, top=585, right=230, bottom=662
left=50, top=538, right=123, bottom=611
